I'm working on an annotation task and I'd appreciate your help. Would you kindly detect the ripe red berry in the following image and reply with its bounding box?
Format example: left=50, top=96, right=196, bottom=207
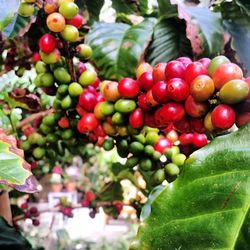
left=66, top=14, right=83, bottom=28
left=166, top=78, right=189, bottom=101
left=30, top=207, right=38, bottom=214
left=154, top=137, right=172, bottom=153
left=77, top=113, right=99, bottom=133
left=184, top=62, right=208, bottom=85
left=58, top=117, right=70, bottom=128
left=165, top=60, right=185, bottom=80
left=179, top=133, right=194, bottom=145
left=81, top=199, right=90, bottom=207
left=137, top=94, right=151, bottom=111
left=155, top=102, right=185, bottom=125
left=20, top=203, right=28, bottom=210
left=138, top=72, right=154, bottom=91
left=38, top=34, right=56, bottom=54
left=114, top=201, right=123, bottom=214
left=79, top=91, right=97, bottom=112
left=129, top=108, right=143, bottom=129
left=32, top=219, right=40, bottom=226
left=211, top=104, right=236, bottom=129
left=176, top=57, right=192, bottom=67
left=192, top=133, right=208, bottom=148
left=151, top=81, right=168, bottom=104
left=85, top=191, right=96, bottom=202
left=118, top=78, right=139, bottom=98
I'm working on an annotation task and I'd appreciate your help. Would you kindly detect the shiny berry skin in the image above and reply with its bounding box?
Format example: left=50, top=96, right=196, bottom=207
left=85, top=191, right=95, bottom=201
left=179, top=133, right=194, bottom=145
left=129, top=108, right=143, bottom=129
left=66, top=14, right=83, bottom=28
left=197, top=58, right=211, bottom=68
left=190, top=118, right=206, bottom=133
left=32, top=219, right=40, bottom=226
left=118, top=78, right=139, bottom=98
left=211, top=104, right=236, bottom=129
left=138, top=72, right=154, bottom=91
left=184, top=62, right=208, bottom=85
left=114, top=201, right=123, bottom=214
left=212, top=63, right=243, bottom=89
left=190, top=75, right=215, bottom=102
left=38, top=34, right=56, bottom=54
left=58, top=117, right=70, bottom=128
left=146, top=89, right=159, bottom=107
left=20, top=203, right=28, bottom=210
left=165, top=60, right=185, bottom=80
left=155, top=102, right=185, bottom=125
left=176, top=57, right=192, bottom=67
left=166, top=78, right=189, bottom=101
left=137, top=93, right=151, bottom=111
left=79, top=91, right=97, bottom=112
left=30, top=207, right=38, bottom=214
left=154, top=137, right=172, bottom=154
left=192, top=133, right=208, bottom=148
left=151, top=81, right=168, bottom=104
left=152, top=62, right=167, bottom=83
left=77, top=113, right=99, bottom=133
left=185, top=95, right=208, bottom=118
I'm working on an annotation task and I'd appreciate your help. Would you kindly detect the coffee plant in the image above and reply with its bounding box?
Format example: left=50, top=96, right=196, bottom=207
left=0, top=0, right=249, bottom=249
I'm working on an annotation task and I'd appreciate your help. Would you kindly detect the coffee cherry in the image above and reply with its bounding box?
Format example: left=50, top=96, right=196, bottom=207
left=59, top=2, right=78, bottom=19
left=40, top=73, right=54, bottom=87
left=32, top=147, right=45, bottom=159
left=79, top=70, right=97, bottom=86
left=47, top=13, right=66, bottom=32
left=77, top=113, right=99, bottom=133
left=211, top=104, right=236, bottom=129
left=192, top=133, right=208, bottom=148
left=60, top=25, right=79, bottom=42
left=185, top=95, right=208, bottom=118
left=76, top=44, right=92, bottom=59
left=172, top=153, right=186, bottom=166
left=39, top=34, right=56, bottom=54
left=68, top=82, right=83, bottom=96
left=165, top=163, right=180, bottom=176
left=138, top=72, right=154, bottom=91
left=20, top=203, right=28, bottom=210
left=40, top=49, right=61, bottom=64
left=166, top=78, right=189, bottom=101
left=179, top=133, right=194, bottom=146
left=66, top=14, right=83, bottom=28
left=153, top=169, right=165, bottom=185
left=165, top=60, right=185, bottom=80
left=54, top=67, right=71, bottom=84
left=185, top=62, right=208, bottom=85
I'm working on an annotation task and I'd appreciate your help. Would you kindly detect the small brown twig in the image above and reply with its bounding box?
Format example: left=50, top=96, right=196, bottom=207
left=16, top=108, right=54, bottom=129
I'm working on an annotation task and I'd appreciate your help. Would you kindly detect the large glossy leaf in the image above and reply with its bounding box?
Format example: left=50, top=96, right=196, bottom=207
left=86, top=18, right=157, bottom=79
left=178, top=6, right=224, bottom=57
left=130, top=123, right=250, bottom=250
left=111, top=0, right=138, bottom=14
left=157, top=0, right=178, bottom=17
left=0, top=131, right=37, bottom=193
left=220, top=0, right=250, bottom=73
left=85, top=0, right=104, bottom=21
left=146, top=18, right=192, bottom=66
left=0, top=217, right=33, bottom=250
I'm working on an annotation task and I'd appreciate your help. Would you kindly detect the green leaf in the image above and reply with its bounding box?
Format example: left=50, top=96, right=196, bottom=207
left=0, top=217, right=32, bottom=250
left=7, top=8, right=38, bottom=38
left=99, top=181, right=123, bottom=202
left=178, top=6, right=224, bottom=57
left=220, top=0, right=250, bottom=73
left=0, top=132, right=38, bottom=193
left=10, top=108, right=22, bottom=132
left=130, top=123, right=250, bottom=250
left=85, top=0, right=104, bottom=21
left=157, top=0, right=178, bottom=17
left=146, top=18, right=192, bottom=66
left=86, top=18, right=157, bottom=80
left=111, top=0, right=138, bottom=14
